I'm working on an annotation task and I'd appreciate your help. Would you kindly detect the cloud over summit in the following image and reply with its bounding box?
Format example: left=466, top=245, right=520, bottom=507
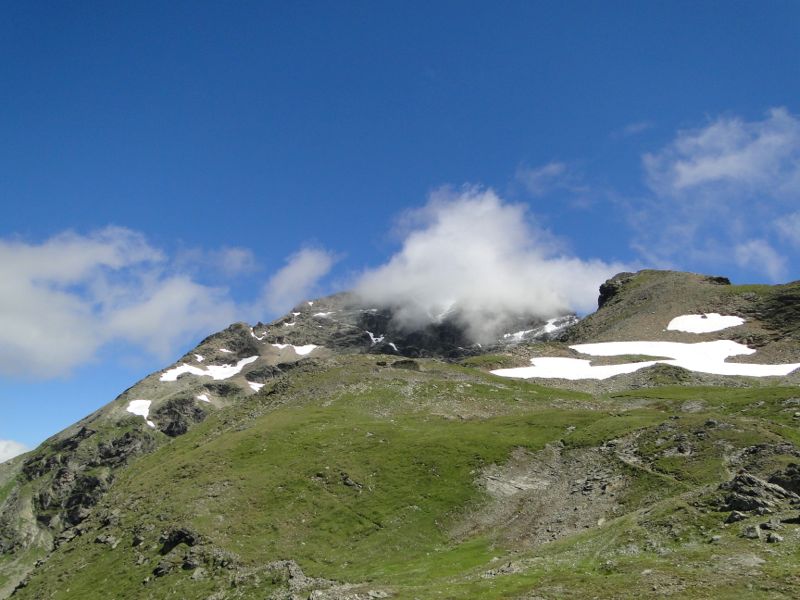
left=356, top=188, right=626, bottom=342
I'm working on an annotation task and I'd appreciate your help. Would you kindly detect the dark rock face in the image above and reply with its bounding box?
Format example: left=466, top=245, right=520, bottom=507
left=769, top=463, right=800, bottom=495
left=200, top=382, right=240, bottom=397
left=159, top=527, right=200, bottom=555
left=3, top=427, right=158, bottom=550
left=755, top=283, right=800, bottom=339
left=705, top=275, right=731, bottom=285
left=244, top=360, right=305, bottom=383
left=152, top=398, right=206, bottom=438
left=96, top=431, right=157, bottom=467
left=63, top=473, right=111, bottom=526
left=597, top=272, right=635, bottom=309
left=387, top=321, right=472, bottom=358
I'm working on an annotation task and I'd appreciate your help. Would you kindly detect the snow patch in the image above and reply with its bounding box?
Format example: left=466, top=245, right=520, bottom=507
left=667, top=313, right=745, bottom=333
left=502, top=316, right=576, bottom=342
left=194, top=354, right=204, bottom=362
left=388, top=342, right=398, bottom=352
left=219, top=348, right=233, bottom=353
left=250, top=328, right=267, bottom=341
left=313, top=311, right=334, bottom=318
left=196, top=394, right=211, bottom=403
left=271, top=343, right=318, bottom=356
left=503, top=329, right=535, bottom=342
left=247, top=381, right=264, bottom=392
left=492, top=340, right=800, bottom=381
left=283, top=322, right=296, bottom=327
left=126, top=399, right=156, bottom=428
left=366, top=331, right=385, bottom=345
left=307, top=301, right=314, bottom=306
left=292, top=312, right=301, bottom=316
left=160, top=356, right=259, bottom=382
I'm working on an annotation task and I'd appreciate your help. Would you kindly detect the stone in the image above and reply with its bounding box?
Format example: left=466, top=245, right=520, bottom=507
left=741, top=525, right=761, bottom=540
left=94, top=534, right=119, bottom=549
left=725, top=511, right=747, bottom=524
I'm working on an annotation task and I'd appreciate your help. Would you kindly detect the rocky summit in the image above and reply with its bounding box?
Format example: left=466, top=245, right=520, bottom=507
left=2, top=270, right=800, bottom=599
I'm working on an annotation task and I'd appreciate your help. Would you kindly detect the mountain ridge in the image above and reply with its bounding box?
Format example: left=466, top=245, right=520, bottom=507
left=3, top=269, right=800, bottom=599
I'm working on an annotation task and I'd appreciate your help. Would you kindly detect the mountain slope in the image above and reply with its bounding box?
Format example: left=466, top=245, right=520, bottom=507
left=3, top=270, right=800, bottom=599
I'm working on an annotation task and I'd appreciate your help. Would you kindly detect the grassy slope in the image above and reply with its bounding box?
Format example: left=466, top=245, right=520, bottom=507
left=13, top=356, right=800, bottom=599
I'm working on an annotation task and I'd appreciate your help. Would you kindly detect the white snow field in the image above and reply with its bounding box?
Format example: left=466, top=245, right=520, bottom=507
left=492, top=339, right=800, bottom=380
left=196, top=394, right=211, bottom=403
left=271, top=344, right=318, bottom=356
left=159, top=356, right=259, bottom=382
left=247, top=381, right=265, bottom=392
left=667, top=313, right=745, bottom=333
left=126, top=399, right=155, bottom=428
left=494, top=356, right=660, bottom=381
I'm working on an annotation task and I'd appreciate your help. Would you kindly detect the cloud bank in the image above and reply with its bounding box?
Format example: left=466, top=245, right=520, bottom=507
left=635, top=107, right=800, bottom=281
left=0, top=440, right=28, bottom=463
left=356, top=188, right=627, bottom=343
left=0, top=228, right=335, bottom=379
left=0, top=227, right=239, bottom=378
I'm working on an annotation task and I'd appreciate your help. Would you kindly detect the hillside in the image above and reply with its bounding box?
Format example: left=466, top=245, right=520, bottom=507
left=2, top=270, right=800, bottom=599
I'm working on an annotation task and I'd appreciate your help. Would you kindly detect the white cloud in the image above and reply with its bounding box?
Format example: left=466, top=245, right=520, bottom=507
left=734, top=239, right=787, bottom=282
left=355, top=187, right=627, bottom=343
left=262, top=248, right=337, bottom=313
left=0, top=228, right=240, bottom=378
left=104, top=276, right=237, bottom=358
left=631, top=108, right=800, bottom=280
left=0, top=440, right=28, bottom=463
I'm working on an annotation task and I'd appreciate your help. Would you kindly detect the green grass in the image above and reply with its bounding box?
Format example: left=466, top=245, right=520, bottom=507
left=10, top=359, right=800, bottom=599
left=459, top=353, right=517, bottom=369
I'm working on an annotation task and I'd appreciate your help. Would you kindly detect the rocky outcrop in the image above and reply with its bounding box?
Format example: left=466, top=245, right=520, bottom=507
left=717, top=472, right=800, bottom=512
left=598, top=272, right=635, bottom=309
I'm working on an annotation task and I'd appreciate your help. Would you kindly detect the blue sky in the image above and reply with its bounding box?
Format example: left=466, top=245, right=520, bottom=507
left=2, top=1, right=800, bottom=457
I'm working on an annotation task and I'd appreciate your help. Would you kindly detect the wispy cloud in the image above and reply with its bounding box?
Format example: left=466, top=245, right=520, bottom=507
left=262, top=247, right=338, bottom=313
left=775, top=211, right=800, bottom=248
left=173, top=245, right=258, bottom=278
left=0, top=439, right=28, bottom=463
left=630, top=107, right=800, bottom=281
left=616, top=121, right=653, bottom=137
left=355, top=187, right=627, bottom=342
left=515, top=161, right=588, bottom=198
left=734, top=239, right=787, bottom=282
left=644, top=108, right=800, bottom=196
